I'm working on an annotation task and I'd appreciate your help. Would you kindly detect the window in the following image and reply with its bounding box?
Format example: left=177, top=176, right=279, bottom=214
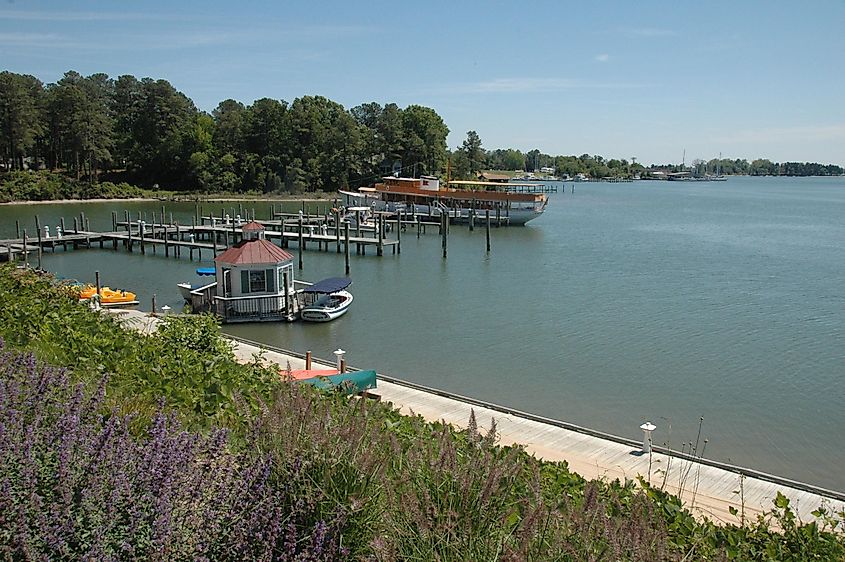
left=240, top=269, right=276, bottom=294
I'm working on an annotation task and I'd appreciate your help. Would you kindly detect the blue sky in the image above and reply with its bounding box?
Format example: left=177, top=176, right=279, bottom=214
left=2, top=0, right=844, bottom=165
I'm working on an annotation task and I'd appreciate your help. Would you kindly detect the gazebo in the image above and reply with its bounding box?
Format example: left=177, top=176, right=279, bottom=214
left=212, top=221, right=297, bottom=322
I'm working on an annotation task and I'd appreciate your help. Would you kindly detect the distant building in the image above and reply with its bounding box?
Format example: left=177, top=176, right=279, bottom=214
left=476, top=171, right=510, bottom=183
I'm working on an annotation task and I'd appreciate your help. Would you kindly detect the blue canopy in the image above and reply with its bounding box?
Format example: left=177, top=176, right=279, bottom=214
left=196, top=267, right=216, bottom=276
left=303, top=277, right=352, bottom=294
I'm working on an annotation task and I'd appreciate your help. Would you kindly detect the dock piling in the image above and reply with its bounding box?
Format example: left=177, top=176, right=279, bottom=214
left=486, top=210, right=491, bottom=253
left=344, top=223, right=350, bottom=275
left=298, top=217, right=304, bottom=270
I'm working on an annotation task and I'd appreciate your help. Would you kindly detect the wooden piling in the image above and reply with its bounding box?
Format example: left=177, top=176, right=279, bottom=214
left=283, top=270, right=290, bottom=317
left=15, top=220, right=20, bottom=239
left=344, top=223, right=350, bottom=275
left=377, top=214, right=384, bottom=256
left=441, top=213, right=448, bottom=259
left=22, top=230, right=28, bottom=266
left=486, top=210, right=491, bottom=252
left=305, top=351, right=312, bottom=370
left=140, top=221, right=145, bottom=255
left=112, top=211, right=117, bottom=231
left=335, top=209, right=341, bottom=253
left=298, top=217, right=304, bottom=270
left=95, top=271, right=101, bottom=297
left=396, top=212, right=401, bottom=254
left=35, top=215, right=42, bottom=269
left=151, top=294, right=157, bottom=315
left=73, top=217, right=78, bottom=234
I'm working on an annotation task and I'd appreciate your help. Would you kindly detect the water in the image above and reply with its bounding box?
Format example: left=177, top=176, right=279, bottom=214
left=2, top=177, right=844, bottom=491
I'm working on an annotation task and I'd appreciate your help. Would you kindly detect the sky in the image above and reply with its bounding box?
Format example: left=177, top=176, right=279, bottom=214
left=2, top=0, right=844, bottom=166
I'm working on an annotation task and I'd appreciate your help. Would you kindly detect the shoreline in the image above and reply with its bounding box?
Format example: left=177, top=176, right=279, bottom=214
left=110, top=308, right=845, bottom=525
left=0, top=194, right=336, bottom=206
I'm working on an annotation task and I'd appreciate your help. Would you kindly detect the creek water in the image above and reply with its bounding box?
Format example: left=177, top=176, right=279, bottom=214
left=2, top=176, right=843, bottom=491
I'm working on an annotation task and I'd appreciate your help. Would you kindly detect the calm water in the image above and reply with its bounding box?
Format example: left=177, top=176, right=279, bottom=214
left=2, top=177, right=844, bottom=491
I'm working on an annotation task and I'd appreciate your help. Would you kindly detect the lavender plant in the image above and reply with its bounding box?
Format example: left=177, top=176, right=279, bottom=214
left=0, top=339, right=344, bottom=561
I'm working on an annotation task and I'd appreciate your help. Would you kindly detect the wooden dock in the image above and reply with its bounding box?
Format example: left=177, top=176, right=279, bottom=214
left=111, top=308, right=845, bottom=526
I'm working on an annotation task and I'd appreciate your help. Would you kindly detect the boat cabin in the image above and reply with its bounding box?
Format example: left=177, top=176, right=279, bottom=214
left=212, top=221, right=297, bottom=322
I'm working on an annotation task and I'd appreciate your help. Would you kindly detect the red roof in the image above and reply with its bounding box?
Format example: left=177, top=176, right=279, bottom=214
left=214, top=239, right=293, bottom=265
left=241, top=221, right=265, bottom=231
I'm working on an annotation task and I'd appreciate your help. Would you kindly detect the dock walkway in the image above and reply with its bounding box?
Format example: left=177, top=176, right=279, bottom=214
left=112, top=308, right=845, bottom=526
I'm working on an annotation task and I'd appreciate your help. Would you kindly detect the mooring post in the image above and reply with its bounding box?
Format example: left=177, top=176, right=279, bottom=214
left=305, top=351, right=312, bottom=370
left=34, top=215, right=42, bottom=269
left=470, top=200, right=475, bottom=231
left=127, top=221, right=133, bottom=252
left=283, top=270, right=290, bottom=317
left=486, top=209, right=491, bottom=253
left=417, top=215, right=421, bottom=238
left=73, top=217, right=78, bottom=234
left=441, top=213, right=448, bottom=259
left=139, top=221, right=145, bottom=255
left=22, top=230, right=28, bottom=266
left=344, top=222, right=350, bottom=275
left=151, top=294, right=157, bottom=316
left=95, top=271, right=101, bottom=297
left=6, top=242, right=11, bottom=263
left=15, top=220, right=20, bottom=239
left=396, top=212, right=401, bottom=254
left=335, top=209, right=341, bottom=253
left=112, top=211, right=117, bottom=231
left=377, top=214, right=384, bottom=257
left=298, top=217, right=304, bottom=270
left=640, top=422, right=656, bottom=454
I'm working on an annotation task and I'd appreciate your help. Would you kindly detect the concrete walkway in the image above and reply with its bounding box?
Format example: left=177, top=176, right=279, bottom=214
left=112, top=309, right=845, bottom=526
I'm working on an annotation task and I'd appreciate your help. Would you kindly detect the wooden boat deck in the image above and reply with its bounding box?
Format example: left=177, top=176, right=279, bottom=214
left=111, top=308, right=845, bottom=526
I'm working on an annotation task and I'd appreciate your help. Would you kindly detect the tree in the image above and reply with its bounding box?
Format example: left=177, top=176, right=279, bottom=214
left=400, top=105, right=449, bottom=177
left=0, top=71, right=45, bottom=170
left=460, top=130, right=484, bottom=177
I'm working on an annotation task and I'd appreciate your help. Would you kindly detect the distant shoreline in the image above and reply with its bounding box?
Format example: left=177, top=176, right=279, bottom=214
left=0, top=194, right=336, bottom=206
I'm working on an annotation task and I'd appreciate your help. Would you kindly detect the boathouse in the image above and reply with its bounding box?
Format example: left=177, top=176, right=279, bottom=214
left=212, top=221, right=297, bottom=322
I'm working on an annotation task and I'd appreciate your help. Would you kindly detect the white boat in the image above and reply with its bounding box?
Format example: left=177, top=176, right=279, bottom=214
left=340, top=175, right=548, bottom=226
left=299, top=277, right=354, bottom=322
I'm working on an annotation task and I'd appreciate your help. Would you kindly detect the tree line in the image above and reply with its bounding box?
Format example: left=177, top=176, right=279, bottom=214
left=1, top=70, right=841, bottom=195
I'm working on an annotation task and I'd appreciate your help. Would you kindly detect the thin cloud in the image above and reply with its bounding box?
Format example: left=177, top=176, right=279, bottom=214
left=0, top=11, right=175, bottom=22
left=625, top=27, right=678, bottom=38
left=424, top=77, right=649, bottom=95
left=0, top=32, right=64, bottom=47
left=595, top=53, right=610, bottom=63
left=716, top=124, right=845, bottom=144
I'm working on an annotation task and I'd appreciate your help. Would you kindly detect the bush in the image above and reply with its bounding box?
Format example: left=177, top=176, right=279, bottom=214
left=0, top=171, right=144, bottom=202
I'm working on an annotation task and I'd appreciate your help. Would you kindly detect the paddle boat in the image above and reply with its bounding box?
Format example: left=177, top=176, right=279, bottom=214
left=299, top=277, right=353, bottom=322
left=78, top=286, right=138, bottom=306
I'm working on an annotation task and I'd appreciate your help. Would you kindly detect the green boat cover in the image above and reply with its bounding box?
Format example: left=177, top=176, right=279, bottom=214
left=298, top=370, right=377, bottom=395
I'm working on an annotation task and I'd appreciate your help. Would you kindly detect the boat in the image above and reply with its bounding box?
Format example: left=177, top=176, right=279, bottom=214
left=178, top=267, right=217, bottom=302
left=299, top=277, right=353, bottom=322
left=282, top=368, right=377, bottom=395
left=78, top=285, right=138, bottom=306
left=339, top=175, right=548, bottom=225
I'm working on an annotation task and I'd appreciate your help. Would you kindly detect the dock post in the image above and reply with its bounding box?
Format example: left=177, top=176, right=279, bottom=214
left=212, top=229, right=218, bottom=256
left=151, top=294, right=157, bottom=316
left=305, top=351, right=312, bottom=370
left=417, top=215, right=421, bottom=238
left=6, top=242, right=11, bottom=263
left=140, top=221, right=145, bottom=255
left=396, top=212, right=401, bottom=254
left=175, top=223, right=180, bottom=257
left=34, top=215, right=42, bottom=269
left=640, top=422, right=656, bottom=454
left=470, top=200, right=475, bottom=231
left=297, top=217, right=304, bottom=270
left=73, top=217, right=78, bottom=234
left=344, top=223, right=350, bottom=275
left=283, top=271, right=290, bottom=318
left=80, top=211, right=85, bottom=232
left=335, top=209, right=341, bottom=253
left=95, top=271, right=101, bottom=297
left=441, top=214, right=448, bottom=259
left=195, top=203, right=199, bottom=224
left=127, top=222, right=133, bottom=252
left=486, top=210, right=491, bottom=253
left=15, top=220, right=20, bottom=239
left=85, top=218, right=90, bottom=232
left=165, top=225, right=170, bottom=257
left=112, top=211, right=116, bottom=232
left=377, top=214, right=384, bottom=256
left=22, top=230, right=28, bottom=266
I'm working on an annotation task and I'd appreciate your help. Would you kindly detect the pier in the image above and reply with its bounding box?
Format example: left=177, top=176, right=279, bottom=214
left=113, top=307, right=845, bottom=526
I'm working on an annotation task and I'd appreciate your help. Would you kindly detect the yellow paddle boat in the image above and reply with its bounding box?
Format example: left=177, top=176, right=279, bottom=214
left=78, top=285, right=138, bottom=305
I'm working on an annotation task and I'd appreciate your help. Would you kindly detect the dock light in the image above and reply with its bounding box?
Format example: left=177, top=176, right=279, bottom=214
left=640, top=421, right=657, bottom=454
left=44, top=226, right=50, bottom=239
left=333, top=348, right=346, bottom=371
left=161, top=305, right=172, bottom=313
left=56, top=227, right=62, bottom=239
left=225, top=214, right=230, bottom=225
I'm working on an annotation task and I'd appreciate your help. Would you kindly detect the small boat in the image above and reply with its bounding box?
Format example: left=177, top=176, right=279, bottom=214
left=178, top=267, right=217, bottom=302
left=299, top=277, right=353, bottom=322
left=78, top=286, right=138, bottom=306
left=282, top=368, right=377, bottom=395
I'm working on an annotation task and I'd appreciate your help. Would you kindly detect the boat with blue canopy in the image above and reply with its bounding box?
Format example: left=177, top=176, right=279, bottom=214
left=300, top=277, right=354, bottom=322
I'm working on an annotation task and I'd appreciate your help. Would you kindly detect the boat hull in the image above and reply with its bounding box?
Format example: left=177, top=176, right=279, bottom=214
left=300, top=290, right=353, bottom=322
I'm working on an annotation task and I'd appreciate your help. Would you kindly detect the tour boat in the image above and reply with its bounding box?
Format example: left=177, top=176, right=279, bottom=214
left=299, top=277, right=353, bottom=322
left=339, top=175, right=548, bottom=225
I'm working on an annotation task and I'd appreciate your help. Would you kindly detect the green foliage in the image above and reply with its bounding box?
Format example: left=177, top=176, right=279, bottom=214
left=0, top=170, right=144, bottom=202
